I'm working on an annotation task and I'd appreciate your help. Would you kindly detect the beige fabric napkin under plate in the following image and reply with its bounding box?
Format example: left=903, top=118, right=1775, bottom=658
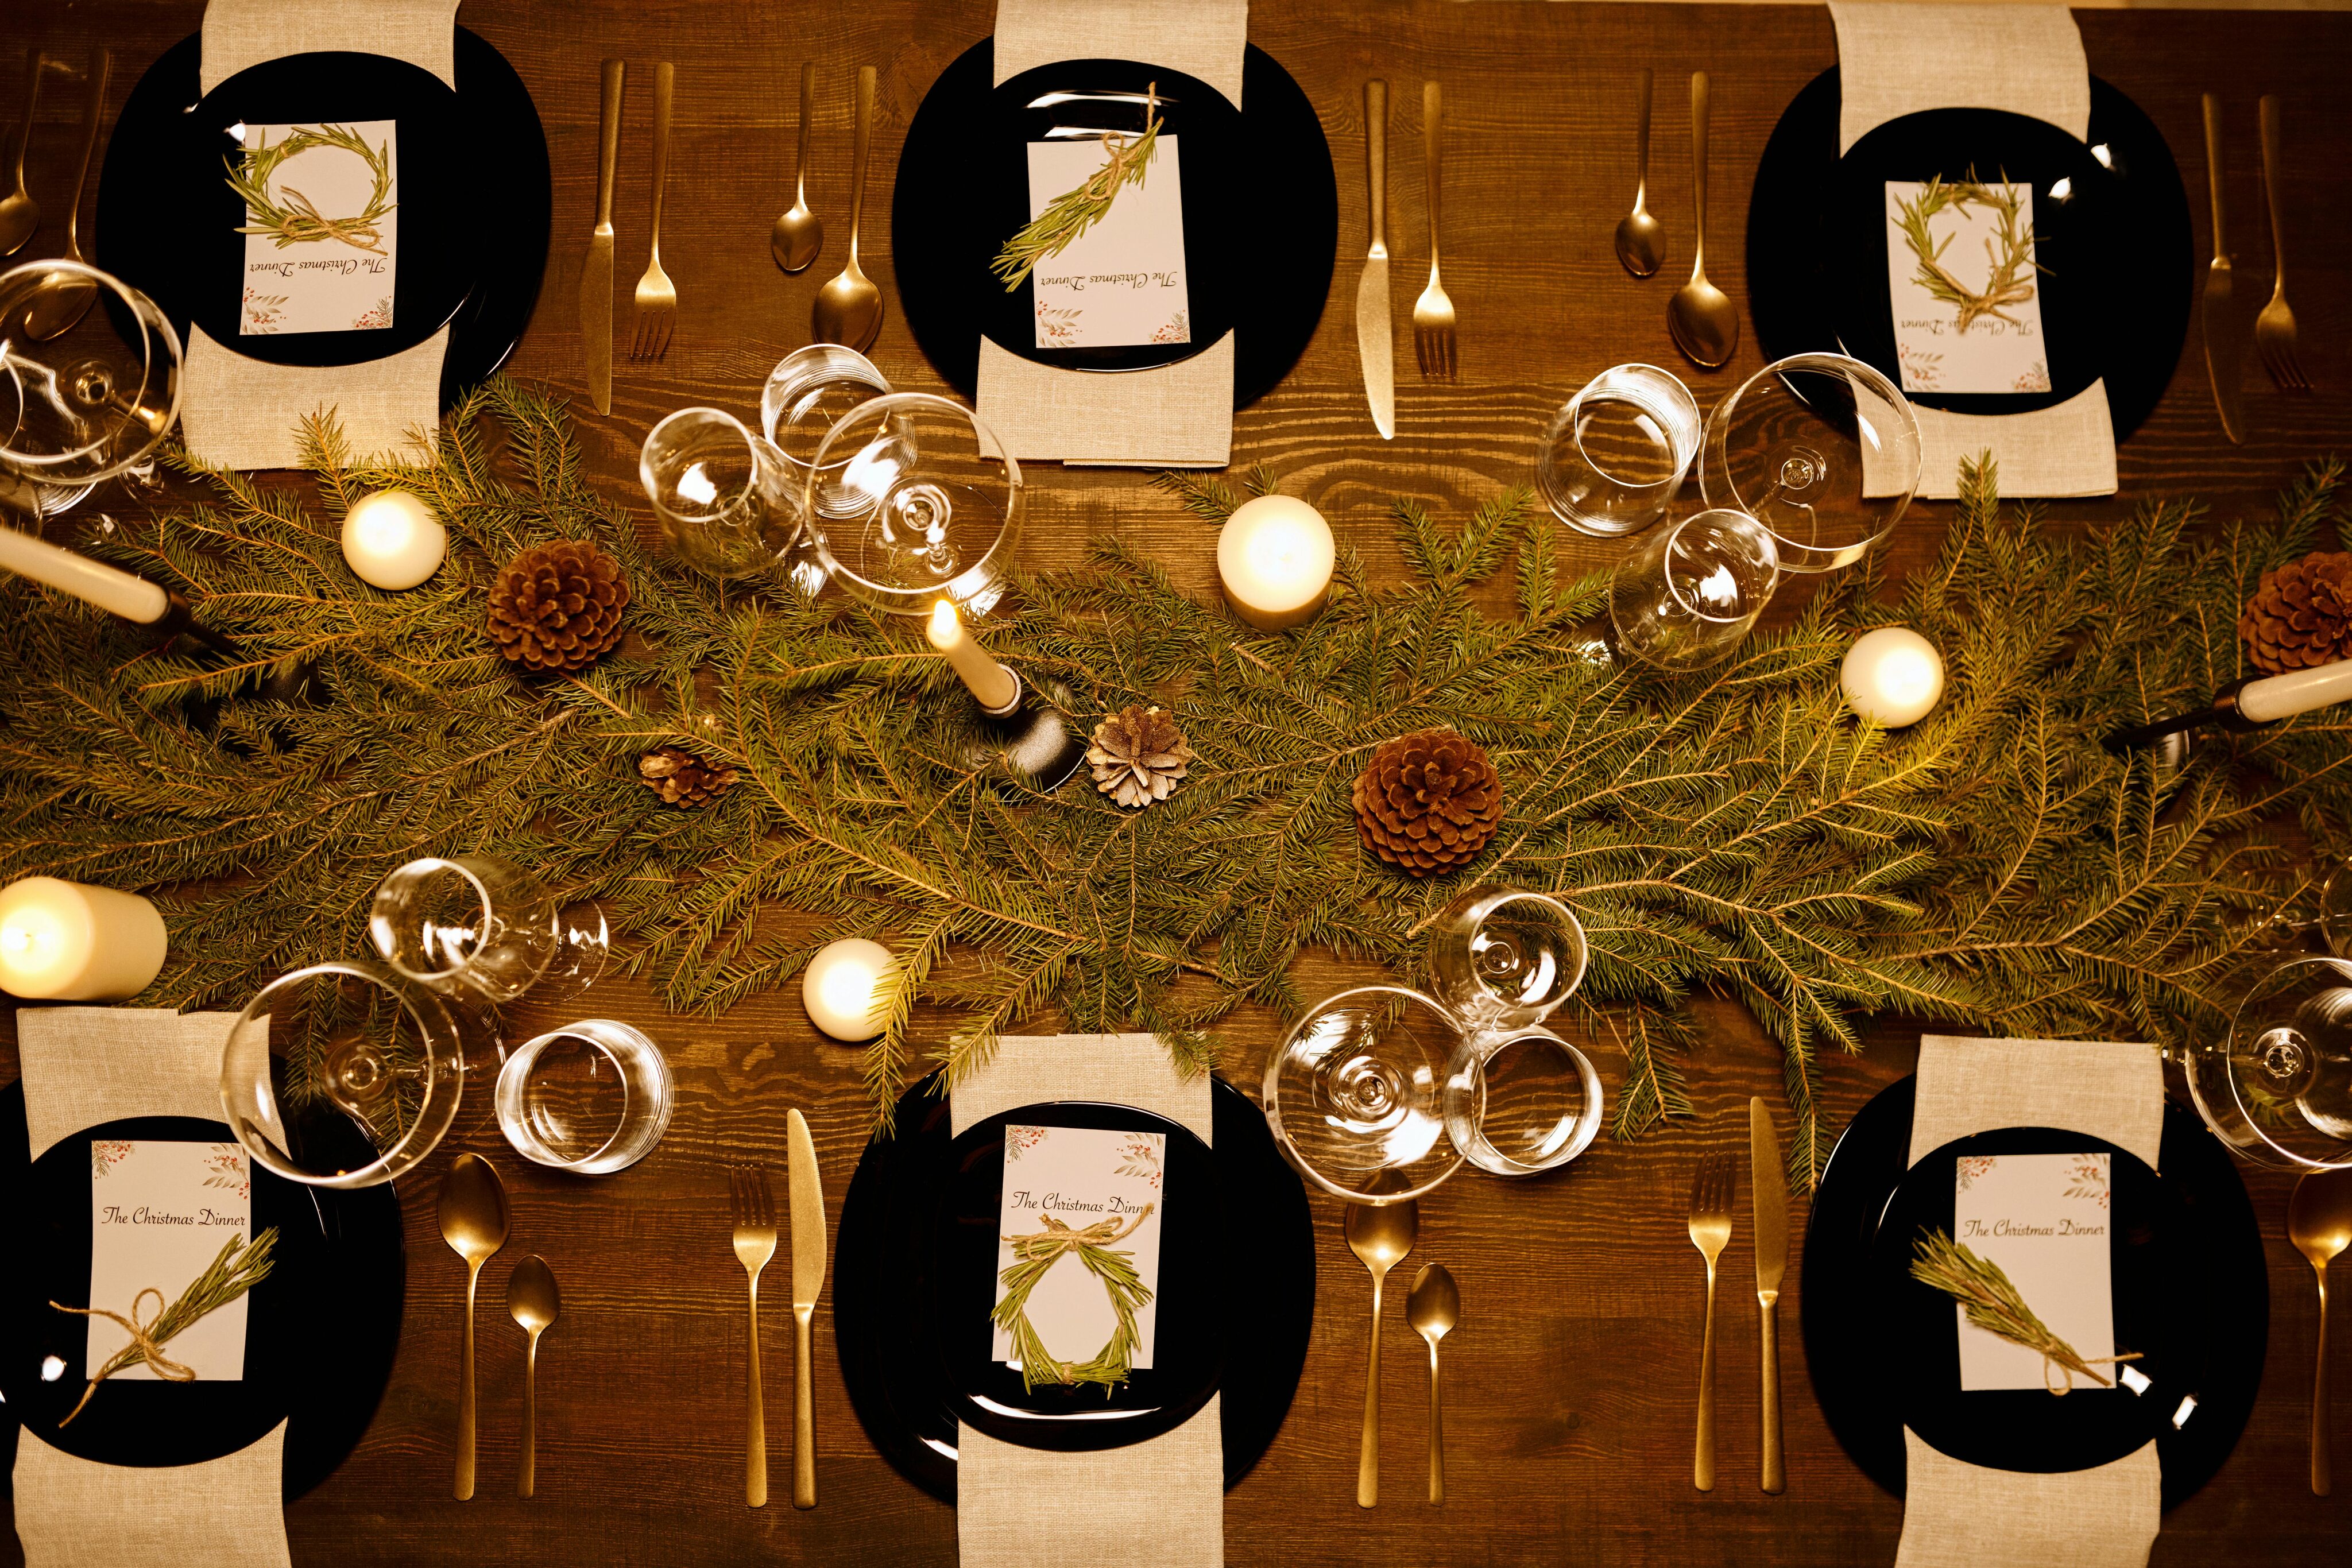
left=1828, top=3, right=2116, bottom=501
left=974, top=0, right=1246, bottom=468
left=10, top=1006, right=292, bottom=1568
left=951, top=1035, right=1221, bottom=1568
left=1893, top=1034, right=2164, bottom=1568
left=177, top=0, right=461, bottom=471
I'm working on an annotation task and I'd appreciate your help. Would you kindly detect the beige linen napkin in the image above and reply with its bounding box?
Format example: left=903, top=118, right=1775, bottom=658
left=974, top=0, right=1246, bottom=468
left=1893, top=1034, right=2164, bottom=1568
left=1827, top=3, right=2117, bottom=501
left=177, top=0, right=462, bottom=471
left=10, top=1007, right=292, bottom=1568
left=951, top=1035, right=1221, bottom=1568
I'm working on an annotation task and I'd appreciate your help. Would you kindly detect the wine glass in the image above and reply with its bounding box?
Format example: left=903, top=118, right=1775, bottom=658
left=802, top=392, right=1022, bottom=617
left=2184, top=955, right=2352, bottom=1170
left=1697, top=352, right=1920, bottom=574
left=1262, top=985, right=1468, bottom=1204
left=0, top=260, right=183, bottom=518
left=760, top=343, right=891, bottom=522
left=1608, top=508, right=1780, bottom=670
left=639, top=406, right=814, bottom=583
left=369, top=855, right=608, bottom=1019
left=1427, top=885, right=1589, bottom=1033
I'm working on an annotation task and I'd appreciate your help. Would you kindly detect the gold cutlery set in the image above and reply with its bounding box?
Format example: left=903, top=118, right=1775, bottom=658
left=2199, top=92, right=2308, bottom=444
left=1344, top=1198, right=1461, bottom=1505
left=1356, top=78, right=1457, bottom=437
left=1616, top=69, right=1738, bottom=371
left=1685, top=1099, right=1789, bottom=1495
left=437, top=1153, right=565, bottom=1500
left=730, top=1109, right=829, bottom=1510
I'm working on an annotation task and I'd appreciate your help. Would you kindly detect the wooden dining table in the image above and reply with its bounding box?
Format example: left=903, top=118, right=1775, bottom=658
left=3, top=1, right=2350, bottom=1562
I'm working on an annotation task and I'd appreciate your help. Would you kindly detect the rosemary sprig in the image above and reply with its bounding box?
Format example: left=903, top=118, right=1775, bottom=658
left=990, top=85, right=1162, bottom=293
left=1893, top=171, right=2044, bottom=334
left=52, top=1226, right=280, bottom=1425
left=990, top=1209, right=1155, bottom=1395
left=1909, top=1227, right=2138, bottom=1394
left=225, top=125, right=398, bottom=255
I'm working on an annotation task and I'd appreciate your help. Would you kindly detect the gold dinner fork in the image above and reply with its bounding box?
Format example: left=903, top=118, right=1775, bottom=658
left=2255, top=94, right=2309, bottom=392
left=1687, top=1151, right=1735, bottom=1493
left=729, top=1163, right=777, bottom=1508
left=1412, top=80, right=1457, bottom=381
left=629, top=61, right=678, bottom=362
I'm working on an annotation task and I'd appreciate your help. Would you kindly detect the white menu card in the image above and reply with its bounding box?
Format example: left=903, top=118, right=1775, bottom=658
left=1024, top=136, right=1192, bottom=351
left=87, top=1140, right=253, bottom=1380
left=237, top=121, right=400, bottom=336
left=991, top=1124, right=1167, bottom=1370
left=1883, top=178, right=2051, bottom=395
left=1952, top=1150, right=2114, bottom=1391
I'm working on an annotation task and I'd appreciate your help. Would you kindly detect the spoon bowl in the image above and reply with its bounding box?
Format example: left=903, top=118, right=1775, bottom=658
left=772, top=61, right=823, bottom=273
left=438, top=1153, right=509, bottom=1500
left=1669, top=277, right=1739, bottom=371
left=1616, top=208, right=1665, bottom=280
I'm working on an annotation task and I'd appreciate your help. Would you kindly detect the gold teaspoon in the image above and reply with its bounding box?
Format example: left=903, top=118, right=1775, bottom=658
left=438, top=1153, right=510, bottom=1501
left=25, top=49, right=107, bottom=340
left=0, top=52, right=48, bottom=258
left=1666, top=71, right=1738, bottom=370
left=506, top=1255, right=561, bottom=1500
left=1344, top=1197, right=1418, bottom=1508
left=1406, top=1263, right=1459, bottom=1504
left=771, top=61, right=823, bottom=273
left=812, top=65, right=882, bottom=351
left=2289, top=1168, right=2352, bottom=1495
left=1614, top=68, right=1664, bottom=278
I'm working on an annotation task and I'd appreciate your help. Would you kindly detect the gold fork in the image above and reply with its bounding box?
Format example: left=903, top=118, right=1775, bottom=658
left=730, top=1164, right=777, bottom=1508
left=629, top=61, right=678, bottom=362
left=1687, top=1151, right=1735, bottom=1493
left=1412, top=80, right=1457, bottom=382
left=2255, top=94, right=2310, bottom=393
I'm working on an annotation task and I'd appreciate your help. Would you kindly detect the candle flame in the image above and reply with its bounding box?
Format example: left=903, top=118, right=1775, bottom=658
left=929, top=598, right=960, bottom=640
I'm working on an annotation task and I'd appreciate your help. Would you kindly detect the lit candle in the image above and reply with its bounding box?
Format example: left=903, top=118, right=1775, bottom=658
left=2238, top=658, right=2352, bottom=723
left=341, top=490, right=447, bottom=590
left=0, top=876, right=168, bottom=1001
left=926, top=599, right=1020, bottom=713
left=0, top=524, right=171, bottom=623
left=1216, top=494, right=1334, bottom=632
left=802, top=937, right=892, bottom=1041
left=1841, top=627, right=1946, bottom=728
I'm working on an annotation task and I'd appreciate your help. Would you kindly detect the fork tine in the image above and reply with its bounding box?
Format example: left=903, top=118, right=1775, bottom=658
left=657, top=314, right=674, bottom=361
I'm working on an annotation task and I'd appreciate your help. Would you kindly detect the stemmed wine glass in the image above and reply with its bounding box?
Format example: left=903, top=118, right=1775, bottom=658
left=0, top=259, right=182, bottom=519
left=2185, top=955, right=2352, bottom=1170
left=1263, top=985, right=1469, bottom=1204
left=1608, top=508, right=1781, bottom=670
left=801, top=392, right=1022, bottom=618
left=1697, top=352, right=1920, bottom=574
left=639, top=406, right=819, bottom=587
left=368, top=855, right=608, bottom=1064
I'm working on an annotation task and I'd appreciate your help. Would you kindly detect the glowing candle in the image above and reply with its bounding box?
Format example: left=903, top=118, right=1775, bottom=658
left=341, top=490, right=447, bottom=590
left=2237, top=659, right=2352, bottom=723
left=926, top=599, right=1020, bottom=713
left=0, top=525, right=170, bottom=623
left=1216, top=494, right=1334, bottom=631
left=1841, top=627, right=1946, bottom=728
left=802, top=937, right=892, bottom=1041
left=0, top=877, right=168, bottom=1001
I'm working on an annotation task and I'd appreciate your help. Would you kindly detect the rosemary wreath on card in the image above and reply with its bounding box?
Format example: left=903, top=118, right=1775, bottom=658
left=225, top=124, right=399, bottom=255
left=991, top=84, right=1162, bottom=291
left=1894, top=171, right=2043, bottom=334
left=1910, top=1228, right=2141, bottom=1395
left=991, top=1207, right=1156, bottom=1393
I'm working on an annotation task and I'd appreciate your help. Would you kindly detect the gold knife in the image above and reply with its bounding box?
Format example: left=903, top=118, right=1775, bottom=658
left=580, top=59, right=624, bottom=416
left=787, top=1108, right=827, bottom=1510
left=1750, top=1096, right=1788, bottom=1495
left=2200, top=92, right=2246, bottom=445
left=1355, top=79, right=1395, bottom=440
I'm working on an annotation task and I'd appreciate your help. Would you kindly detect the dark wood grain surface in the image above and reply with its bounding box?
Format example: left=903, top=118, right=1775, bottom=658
left=3, top=2, right=2350, bottom=1562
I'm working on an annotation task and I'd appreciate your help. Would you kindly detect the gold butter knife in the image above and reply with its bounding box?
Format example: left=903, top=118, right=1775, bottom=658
left=2200, top=93, right=2246, bottom=444
left=1355, top=79, right=1395, bottom=439
left=788, top=1108, right=828, bottom=1510
left=580, top=59, right=624, bottom=416
left=1750, top=1096, right=1788, bottom=1495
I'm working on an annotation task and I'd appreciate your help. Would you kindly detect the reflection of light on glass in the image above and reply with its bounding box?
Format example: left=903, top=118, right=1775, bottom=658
left=1695, top=564, right=1739, bottom=611
left=2119, top=1365, right=2152, bottom=1395
left=1858, top=413, right=1881, bottom=454
left=842, top=445, right=902, bottom=509
left=2090, top=144, right=2114, bottom=169
left=2171, top=1395, right=2197, bottom=1428
left=40, top=1355, right=65, bottom=1383
left=2048, top=176, right=2074, bottom=203
left=226, top=121, right=249, bottom=142
left=676, top=462, right=719, bottom=507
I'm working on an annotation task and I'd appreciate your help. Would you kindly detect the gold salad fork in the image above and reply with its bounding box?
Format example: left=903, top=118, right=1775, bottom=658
left=629, top=61, right=678, bottom=361
left=729, top=1163, right=778, bottom=1508
left=1687, top=1151, right=1735, bottom=1493
left=2255, top=94, right=2310, bottom=392
left=1412, top=80, right=1457, bottom=381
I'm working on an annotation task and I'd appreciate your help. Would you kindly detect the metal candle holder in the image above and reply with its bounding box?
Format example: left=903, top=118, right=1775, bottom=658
left=962, top=667, right=1089, bottom=791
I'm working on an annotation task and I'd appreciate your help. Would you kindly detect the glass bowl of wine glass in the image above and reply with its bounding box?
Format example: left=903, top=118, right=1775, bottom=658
left=0, top=259, right=183, bottom=517
left=1262, top=985, right=1469, bottom=1204
left=2185, top=955, right=2352, bottom=1170
left=1697, top=351, right=1920, bottom=574
left=801, top=392, right=1022, bottom=617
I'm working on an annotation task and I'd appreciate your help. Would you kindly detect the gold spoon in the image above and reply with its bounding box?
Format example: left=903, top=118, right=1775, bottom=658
left=506, top=1255, right=561, bottom=1500
left=26, top=49, right=109, bottom=340
left=812, top=64, right=881, bottom=351
left=1666, top=71, right=1738, bottom=370
left=2289, top=1167, right=2352, bottom=1496
left=1406, top=1263, right=1459, bottom=1504
left=1614, top=67, right=1664, bottom=278
left=438, top=1153, right=510, bottom=1501
left=0, top=52, right=47, bottom=258
left=771, top=61, right=822, bottom=274
left=1344, top=1196, right=1418, bottom=1508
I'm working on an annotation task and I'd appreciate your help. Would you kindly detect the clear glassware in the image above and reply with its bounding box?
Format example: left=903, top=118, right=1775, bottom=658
left=0, top=260, right=183, bottom=519
left=368, top=855, right=608, bottom=1016
left=1428, top=885, right=1589, bottom=1033
left=219, top=958, right=467, bottom=1188
left=1697, top=352, right=1920, bottom=574
left=1441, top=1026, right=1605, bottom=1177
left=639, top=406, right=808, bottom=580
left=494, top=1019, right=672, bottom=1174
left=760, top=343, right=892, bottom=522
left=1263, top=984, right=1468, bottom=1204
left=1535, top=363, right=1701, bottom=538
left=2183, top=955, right=2352, bottom=1170
left=1608, top=508, right=1780, bottom=670
left=2320, top=865, right=2352, bottom=960
left=802, top=392, right=1022, bottom=618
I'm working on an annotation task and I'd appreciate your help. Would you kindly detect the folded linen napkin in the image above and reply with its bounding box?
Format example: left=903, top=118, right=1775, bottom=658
left=974, top=0, right=1247, bottom=468
left=951, top=1034, right=1222, bottom=1568
left=10, top=1006, right=291, bottom=1568
left=176, top=0, right=461, bottom=471
left=1827, top=2, right=2117, bottom=501
left=1893, top=1034, right=2165, bottom=1568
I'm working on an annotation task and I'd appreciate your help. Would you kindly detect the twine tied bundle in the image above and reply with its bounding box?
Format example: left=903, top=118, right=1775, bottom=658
left=1910, top=1227, right=2142, bottom=1395
left=991, top=1207, right=1156, bottom=1395
left=48, top=1228, right=278, bottom=1426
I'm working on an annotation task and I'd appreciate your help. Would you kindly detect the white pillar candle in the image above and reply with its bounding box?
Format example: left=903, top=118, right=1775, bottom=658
left=1217, top=494, right=1334, bottom=632
left=341, top=489, right=447, bottom=590
left=2238, top=658, right=2352, bottom=723
left=0, top=524, right=170, bottom=623
left=802, top=937, right=892, bottom=1041
left=0, top=876, right=168, bottom=1001
left=1841, top=627, right=1946, bottom=728
left=926, top=599, right=1019, bottom=713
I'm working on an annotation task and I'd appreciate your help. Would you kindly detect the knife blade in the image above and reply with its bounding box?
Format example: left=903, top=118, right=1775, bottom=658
left=1750, top=1096, right=1788, bottom=1495
left=1356, top=79, right=1395, bottom=440
left=2200, top=92, right=2246, bottom=445
left=579, top=59, right=624, bottom=416
left=787, top=1108, right=827, bottom=1509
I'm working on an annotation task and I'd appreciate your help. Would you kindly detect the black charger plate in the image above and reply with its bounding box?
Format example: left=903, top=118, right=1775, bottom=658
left=96, top=29, right=549, bottom=404
left=836, top=1071, right=1313, bottom=1501
left=1803, top=1077, right=2265, bottom=1508
left=0, top=1086, right=403, bottom=1500
left=1747, top=68, right=2192, bottom=441
left=892, top=40, right=1336, bottom=408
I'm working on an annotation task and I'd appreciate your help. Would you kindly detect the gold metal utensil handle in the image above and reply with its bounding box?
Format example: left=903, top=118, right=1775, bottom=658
left=2203, top=94, right=2228, bottom=261
left=847, top=65, right=875, bottom=268
left=2316, top=1260, right=2334, bottom=1496
left=746, top=1272, right=768, bottom=1507
left=1688, top=71, right=1710, bottom=284
left=1358, top=1273, right=1384, bottom=1507
left=2260, top=95, right=2288, bottom=299
left=595, top=60, right=624, bottom=230
left=1759, top=1294, right=1785, bottom=1494
left=1426, top=1339, right=1445, bottom=1504
left=518, top=1332, right=539, bottom=1499
left=455, top=1260, right=481, bottom=1500
left=1422, top=81, right=1442, bottom=281
left=1365, top=79, right=1387, bottom=259
left=793, top=1304, right=817, bottom=1508
left=1695, top=1259, right=1719, bottom=1491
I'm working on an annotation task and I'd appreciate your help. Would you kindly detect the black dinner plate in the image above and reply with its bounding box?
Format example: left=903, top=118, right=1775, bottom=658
left=1803, top=1077, right=2265, bottom=1508
left=0, top=1086, right=404, bottom=1501
left=1748, top=69, right=2192, bottom=441
left=836, top=1071, right=1314, bottom=1501
left=96, top=29, right=549, bottom=403
left=892, top=40, right=1336, bottom=408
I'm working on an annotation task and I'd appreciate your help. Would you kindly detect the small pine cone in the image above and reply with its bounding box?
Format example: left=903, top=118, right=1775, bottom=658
left=488, top=540, right=630, bottom=673
left=639, top=746, right=738, bottom=807
left=1352, top=727, right=1504, bottom=877
left=1086, top=704, right=1195, bottom=809
left=2241, top=549, right=2352, bottom=673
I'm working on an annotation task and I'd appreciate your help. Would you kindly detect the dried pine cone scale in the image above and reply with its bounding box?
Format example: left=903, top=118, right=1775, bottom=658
left=489, top=539, right=630, bottom=673
left=2241, top=549, right=2352, bottom=674
left=1352, top=726, right=1504, bottom=876
left=640, top=745, right=738, bottom=807
left=1087, top=704, right=1194, bottom=809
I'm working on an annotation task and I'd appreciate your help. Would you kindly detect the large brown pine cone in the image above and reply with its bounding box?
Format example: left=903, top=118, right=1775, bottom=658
left=638, top=746, right=738, bottom=807
left=488, top=540, right=630, bottom=673
left=1351, top=727, right=1505, bottom=876
left=2240, top=551, right=2352, bottom=674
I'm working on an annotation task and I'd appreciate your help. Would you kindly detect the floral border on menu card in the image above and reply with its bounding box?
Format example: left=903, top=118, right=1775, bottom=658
left=90, top=1140, right=135, bottom=1179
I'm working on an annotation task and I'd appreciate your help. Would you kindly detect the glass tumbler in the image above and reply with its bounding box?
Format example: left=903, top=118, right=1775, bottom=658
left=1608, top=508, right=1780, bottom=671
left=369, top=855, right=608, bottom=1012
left=494, top=1019, right=673, bottom=1174
left=1441, top=1026, right=1606, bottom=1177
left=1262, top=985, right=1469, bottom=1203
left=1428, top=885, right=1589, bottom=1033
left=639, top=407, right=807, bottom=579
left=761, top=343, right=892, bottom=523
left=1535, top=363, right=1702, bottom=537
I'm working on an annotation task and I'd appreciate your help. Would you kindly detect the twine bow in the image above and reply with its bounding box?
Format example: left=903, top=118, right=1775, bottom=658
left=992, top=1206, right=1157, bottom=1395
left=48, top=1287, right=196, bottom=1426
left=1003, top=1207, right=1151, bottom=1261
left=45, top=1227, right=277, bottom=1427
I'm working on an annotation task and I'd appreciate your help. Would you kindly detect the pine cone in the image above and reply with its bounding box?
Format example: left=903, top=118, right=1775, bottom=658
left=1352, top=727, right=1505, bottom=876
left=2241, top=550, right=2352, bottom=673
left=639, top=746, right=738, bottom=807
left=488, top=540, right=630, bottom=673
left=1086, top=704, right=1195, bottom=809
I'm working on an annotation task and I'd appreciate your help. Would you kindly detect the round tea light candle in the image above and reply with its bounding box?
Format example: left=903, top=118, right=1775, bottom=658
left=1841, top=627, right=1946, bottom=728
left=1217, top=494, right=1334, bottom=632
left=802, top=937, right=892, bottom=1042
left=341, top=489, right=447, bottom=590
left=0, top=876, right=168, bottom=1001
